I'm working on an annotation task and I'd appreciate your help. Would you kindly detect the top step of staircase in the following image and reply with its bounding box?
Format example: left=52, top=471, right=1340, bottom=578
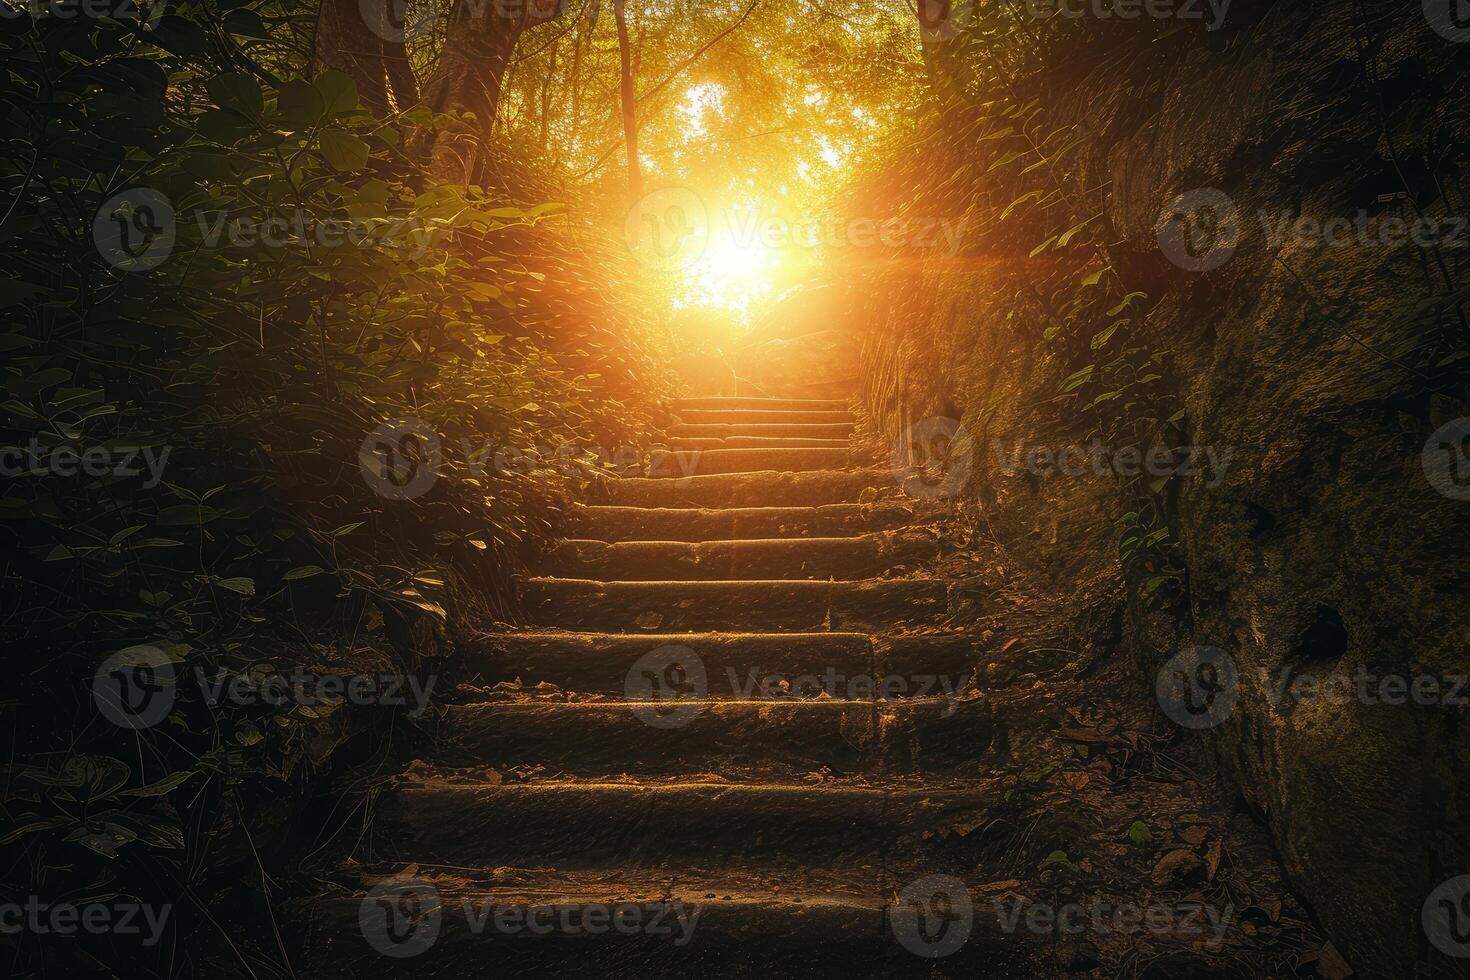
left=675, top=397, right=850, bottom=412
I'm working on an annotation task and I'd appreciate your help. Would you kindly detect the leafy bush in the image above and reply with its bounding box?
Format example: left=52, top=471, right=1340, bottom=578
left=0, top=4, right=668, bottom=974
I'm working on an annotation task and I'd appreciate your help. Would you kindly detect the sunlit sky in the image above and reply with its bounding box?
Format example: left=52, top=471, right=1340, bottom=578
left=657, top=80, right=870, bottom=324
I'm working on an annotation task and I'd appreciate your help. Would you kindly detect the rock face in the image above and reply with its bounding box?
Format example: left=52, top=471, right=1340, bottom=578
left=841, top=3, right=1470, bottom=976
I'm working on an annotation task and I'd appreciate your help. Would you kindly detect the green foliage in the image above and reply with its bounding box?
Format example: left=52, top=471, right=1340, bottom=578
left=839, top=3, right=1189, bottom=605
left=0, top=3, right=665, bottom=972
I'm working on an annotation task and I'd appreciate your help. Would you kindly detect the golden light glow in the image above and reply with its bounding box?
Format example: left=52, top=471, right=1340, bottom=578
left=677, top=215, right=781, bottom=320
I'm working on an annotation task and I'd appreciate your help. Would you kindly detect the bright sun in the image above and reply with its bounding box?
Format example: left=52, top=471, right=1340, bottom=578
left=677, top=221, right=781, bottom=320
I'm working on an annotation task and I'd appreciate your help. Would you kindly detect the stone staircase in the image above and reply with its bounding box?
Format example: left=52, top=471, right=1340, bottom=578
left=299, top=396, right=1034, bottom=977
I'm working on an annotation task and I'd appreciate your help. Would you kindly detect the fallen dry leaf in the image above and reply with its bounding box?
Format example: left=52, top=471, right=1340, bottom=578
left=1179, top=825, right=1208, bottom=845
left=1318, top=942, right=1354, bottom=979
left=1205, top=839, right=1223, bottom=881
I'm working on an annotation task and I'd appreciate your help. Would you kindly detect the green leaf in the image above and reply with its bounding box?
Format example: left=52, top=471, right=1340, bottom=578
left=118, top=770, right=194, bottom=798
left=109, top=526, right=145, bottom=546
left=313, top=70, right=359, bottom=116
left=0, top=816, right=74, bottom=846
left=282, top=565, right=325, bottom=581
left=276, top=78, right=326, bottom=131
left=1091, top=323, right=1120, bottom=350
left=319, top=129, right=370, bottom=171
left=330, top=522, right=363, bottom=537
left=1057, top=218, right=1093, bottom=247
left=1000, top=189, right=1043, bottom=219
left=206, top=72, right=264, bottom=117
left=1107, top=291, right=1147, bottom=317
left=215, top=576, right=255, bottom=596
left=197, top=109, right=256, bottom=145
left=1127, top=820, right=1153, bottom=845
left=1029, top=235, right=1058, bottom=258
left=234, top=721, right=263, bottom=746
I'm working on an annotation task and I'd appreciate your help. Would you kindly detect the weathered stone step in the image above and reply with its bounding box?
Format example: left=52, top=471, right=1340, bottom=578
left=647, top=447, right=852, bottom=477
left=670, top=422, right=854, bottom=440
left=462, top=631, right=979, bottom=696
left=666, top=436, right=849, bottom=451
left=523, top=578, right=953, bottom=632
left=569, top=502, right=925, bottom=542
left=674, top=396, right=850, bottom=412
left=296, top=868, right=1026, bottom=979
left=601, top=469, right=891, bottom=508
left=465, top=631, right=873, bottom=693
left=542, top=533, right=940, bottom=581
left=372, top=779, right=993, bottom=870
left=675, top=409, right=853, bottom=426
left=433, top=698, right=992, bottom=774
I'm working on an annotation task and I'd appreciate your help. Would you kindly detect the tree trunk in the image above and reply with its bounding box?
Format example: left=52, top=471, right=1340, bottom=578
left=384, top=38, right=418, bottom=111
left=310, top=0, right=392, bottom=114
left=613, top=0, right=642, bottom=201
left=418, top=0, right=568, bottom=184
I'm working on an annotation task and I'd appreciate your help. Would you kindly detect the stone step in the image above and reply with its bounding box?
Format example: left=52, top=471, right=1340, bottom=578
left=462, top=631, right=979, bottom=695
left=296, top=869, right=1025, bottom=978
left=569, top=502, right=926, bottom=542
left=465, top=631, right=873, bottom=693
left=670, top=422, right=854, bottom=440
left=675, top=409, right=854, bottom=426
left=601, top=469, right=892, bottom=508
left=522, top=578, right=954, bottom=632
left=674, top=397, right=850, bottom=412
left=646, top=447, right=853, bottom=477
left=542, top=533, right=940, bottom=581
left=432, top=698, right=992, bottom=774
left=666, top=436, right=850, bottom=451
left=370, top=778, right=993, bottom=870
